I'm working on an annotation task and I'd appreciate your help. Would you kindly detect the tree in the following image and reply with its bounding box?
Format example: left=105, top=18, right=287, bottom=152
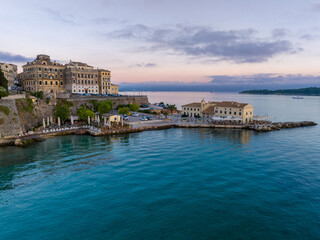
left=54, top=104, right=70, bottom=123
left=0, top=69, right=8, bottom=91
left=0, top=86, right=8, bottom=99
left=167, top=104, right=177, bottom=114
left=118, top=107, right=129, bottom=115
left=77, top=106, right=94, bottom=121
left=98, top=100, right=112, bottom=114
left=129, top=103, right=139, bottom=112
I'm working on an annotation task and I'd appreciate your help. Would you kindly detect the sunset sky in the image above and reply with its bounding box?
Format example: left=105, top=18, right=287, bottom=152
left=1, top=0, right=320, bottom=90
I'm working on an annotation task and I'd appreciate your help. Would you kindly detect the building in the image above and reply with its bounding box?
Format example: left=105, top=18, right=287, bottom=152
left=180, top=102, right=202, bottom=117
left=98, top=69, right=111, bottom=94
left=20, top=55, right=65, bottom=93
left=65, top=61, right=99, bottom=94
left=0, top=62, right=17, bottom=89
left=110, top=84, right=119, bottom=94
left=182, top=100, right=254, bottom=122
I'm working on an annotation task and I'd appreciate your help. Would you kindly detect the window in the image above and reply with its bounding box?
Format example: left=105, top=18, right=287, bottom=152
left=39, top=74, right=42, bottom=78
left=38, top=68, right=41, bottom=71
left=55, top=75, right=58, bottom=78
left=56, top=81, right=58, bottom=85
left=73, top=80, right=75, bottom=83
left=50, top=81, right=53, bottom=85
left=44, top=68, right=47, bottom=71
left=239, top=113, right=241, bottom=115
left=224, top=111, right=227, bottom=114
left=61, top=81, right=63, bottom=85
left=39, top=81, right=42, bottom=85
left=220, top=111, right=222, bottom=113
left=234, top=112, right=236, bottom=115
left=45, top=81, right=48, bottom=85
left=229, top=112, right=232, bottom=114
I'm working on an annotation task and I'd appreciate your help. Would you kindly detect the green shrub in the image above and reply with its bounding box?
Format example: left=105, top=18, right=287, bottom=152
left=118, top=107, right=129, bottom=115
left=0, top=86, right=8, bottom=99
left=98, top=101, right=112, bottom=114
left=54, top=104, right=71, bottom=123
left=30, top=91, right=44, bottom=99
left=0, top=105, right=10, bottom=116
left=77, top=106, right=95, bottom=121
left=23, top=99, right=34, bottom=112
left=129, top=103, right=139, bottom=112
left=46, top=98, right=50, bottom=104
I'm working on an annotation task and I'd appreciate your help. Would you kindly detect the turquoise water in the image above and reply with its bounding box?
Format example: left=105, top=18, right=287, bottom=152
left=1, top=92, right=320, bottom=239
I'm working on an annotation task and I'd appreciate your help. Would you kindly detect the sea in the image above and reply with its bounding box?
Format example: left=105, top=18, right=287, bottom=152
left=0, top=92, right=320, bottom=240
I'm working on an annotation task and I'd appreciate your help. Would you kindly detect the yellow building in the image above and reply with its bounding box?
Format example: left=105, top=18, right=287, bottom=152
left=21, top=54, right=65, bottom=93
left=182, top=100, right=254, bottom=123
left=0, top=62, right=17, bottom=89
left=98, top=69, right=111, bottom=94
left=110, top=84, right=119, bottom=95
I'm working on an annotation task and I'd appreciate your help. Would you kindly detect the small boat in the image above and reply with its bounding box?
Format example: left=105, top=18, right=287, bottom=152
left=292, top=96, right=304, bottom=99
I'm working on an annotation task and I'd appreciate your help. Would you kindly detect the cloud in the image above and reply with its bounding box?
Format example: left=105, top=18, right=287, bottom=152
left=0, top=51, right=32, bottom=62
left=92, top=18, right=127, bottom=24
left=208, top=74, right=320, bottom=87
left=129, top=62, right=157, bottom=68
left=43, top=8, right=76, bottom=25
left=109, top=25, right=300, bottom=63
left=313, top=3, right=320, bottom=11
left=272, top=28, right=289, bottom=38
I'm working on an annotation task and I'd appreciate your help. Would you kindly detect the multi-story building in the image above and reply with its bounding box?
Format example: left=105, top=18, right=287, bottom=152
left=20, top=54, right=65, bottom=93
left=65, top=61, right=99, bottom=94
left=110, top=84, right=119, bottom=94
left=98, top=69, right=111, bottom=94
left=182, top=100, right=254, bottom=123
left=0, top=62, right=17, bottom=89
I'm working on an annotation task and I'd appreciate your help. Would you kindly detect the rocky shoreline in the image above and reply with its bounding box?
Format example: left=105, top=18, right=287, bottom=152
left=0, top=121, right=317, bottom=147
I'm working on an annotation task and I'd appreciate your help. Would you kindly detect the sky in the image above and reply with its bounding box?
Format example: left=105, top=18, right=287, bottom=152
left=1, top=0, right=320, bottom=91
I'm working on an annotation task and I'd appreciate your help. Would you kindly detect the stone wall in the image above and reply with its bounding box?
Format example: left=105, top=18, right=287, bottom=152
left=0, top=95, right=149, bottom=138
left=0, top=99, right=23, bottom=137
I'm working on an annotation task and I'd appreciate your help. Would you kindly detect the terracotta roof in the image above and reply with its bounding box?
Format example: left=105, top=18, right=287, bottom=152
left=182, top=102, right=201, bottom=108
left=209, top=101, right=249, bottom=108
left=202, top=106, right=216, bottom=114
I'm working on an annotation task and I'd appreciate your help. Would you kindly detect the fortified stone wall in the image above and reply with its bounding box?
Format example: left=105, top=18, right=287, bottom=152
left=0, top=95, right=149, bottom=138
left=0, top=99, right=23, bottom=137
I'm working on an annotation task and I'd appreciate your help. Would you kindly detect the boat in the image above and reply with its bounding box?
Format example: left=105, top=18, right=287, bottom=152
left=292, top=96, right=304, bottom=99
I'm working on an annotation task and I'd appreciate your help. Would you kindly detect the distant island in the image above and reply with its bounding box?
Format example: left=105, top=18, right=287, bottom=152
left=240, top=87, right=320, bottom=96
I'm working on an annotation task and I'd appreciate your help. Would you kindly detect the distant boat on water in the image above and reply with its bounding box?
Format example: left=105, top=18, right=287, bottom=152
left=292, top=96, right=304, bottom=99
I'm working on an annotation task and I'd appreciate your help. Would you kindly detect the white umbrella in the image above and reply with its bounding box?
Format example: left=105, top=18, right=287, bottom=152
left=43, top=118, right=46, bottom=129
left=71, top=115, right=74, bottom=125
left=97, top=115, right=100, bottom=125
left=58, top=117, right=61, bottom=127
left=88, top=116, right=90, bottom=124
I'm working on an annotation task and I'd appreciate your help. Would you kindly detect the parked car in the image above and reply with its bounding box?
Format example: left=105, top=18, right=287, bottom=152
left=140, top=117, right=149, bottom=121
left=132, top=112, right=140, bottom=117
left=123, top=116, right=129, bottom=121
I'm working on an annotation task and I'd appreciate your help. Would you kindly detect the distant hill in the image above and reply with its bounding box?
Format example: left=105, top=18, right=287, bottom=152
left=239, top=87, right=320, bottom=96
